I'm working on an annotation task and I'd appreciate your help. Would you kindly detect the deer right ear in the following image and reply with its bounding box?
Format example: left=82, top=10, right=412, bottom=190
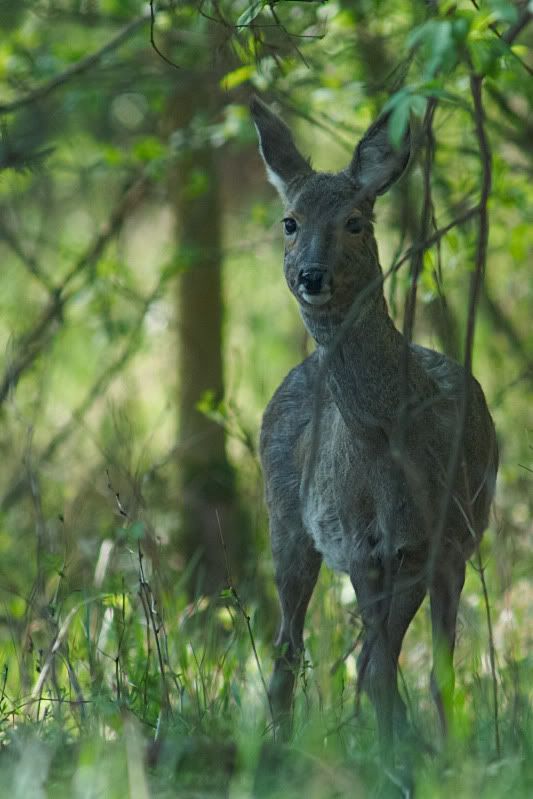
left=350, top=112, right=411, bottom=197
left=250, top=96, right=312, bottom=200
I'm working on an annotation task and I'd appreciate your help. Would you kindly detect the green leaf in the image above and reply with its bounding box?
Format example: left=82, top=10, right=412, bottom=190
left=388, top=100, right=411, bottom=149
left=128, top=521, right=145, bottom=542
left=406, top=21, right=432, bottom=51
left=386, top=91, right=426, bottom=148
left=236, top=1, right=265, bottom=27
left=418, top=81, right=464, bottom=107
left=487, top=0, right=518, bottom=25
left=410, top=94, right=427, bottom=117
left=426, top=20, right=454, bottom=78
left=132, top=136, right=166, bottom=162
left=408, top=19, right=460, bottom=79
left=220, top=64, right=255, bottom=90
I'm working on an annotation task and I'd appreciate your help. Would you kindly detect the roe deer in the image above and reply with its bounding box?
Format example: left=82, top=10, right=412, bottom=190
left=251, top=97, right=498, bottom=754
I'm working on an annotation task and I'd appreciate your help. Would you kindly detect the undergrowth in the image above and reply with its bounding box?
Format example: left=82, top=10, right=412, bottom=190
left=0, top=520, right=531, bottom=799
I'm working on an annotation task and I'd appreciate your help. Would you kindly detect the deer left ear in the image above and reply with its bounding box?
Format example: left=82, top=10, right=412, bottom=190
left=250, top=95, right=313, bottom=201
left=350, top=113, right=410, bottom=197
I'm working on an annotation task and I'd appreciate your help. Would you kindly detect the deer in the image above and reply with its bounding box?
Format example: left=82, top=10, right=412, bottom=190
left=250, top=96, right=498, bottom=758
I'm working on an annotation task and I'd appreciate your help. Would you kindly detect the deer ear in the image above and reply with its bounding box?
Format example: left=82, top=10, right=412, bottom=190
left=350, top=113, right=410, bottom=197
left=250, top=96, right=312, bottom=200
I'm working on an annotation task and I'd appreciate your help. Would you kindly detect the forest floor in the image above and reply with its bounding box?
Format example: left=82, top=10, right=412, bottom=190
left=0, top=541, right=531, bottom=798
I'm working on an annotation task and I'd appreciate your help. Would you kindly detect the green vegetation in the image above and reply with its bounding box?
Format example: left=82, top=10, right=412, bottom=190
left=0, top=1, right=531, bottom=796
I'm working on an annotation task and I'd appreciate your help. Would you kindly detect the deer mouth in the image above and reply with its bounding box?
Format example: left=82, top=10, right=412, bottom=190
left=298, top=287, right=332, bottom=306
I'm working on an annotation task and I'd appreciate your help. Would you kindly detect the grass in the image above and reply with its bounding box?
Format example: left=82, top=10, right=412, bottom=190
left=0, top=522, right=531, bottom=798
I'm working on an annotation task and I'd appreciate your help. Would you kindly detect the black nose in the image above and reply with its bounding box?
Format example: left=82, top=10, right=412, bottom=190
left=299, top=269, right=324, bottom=294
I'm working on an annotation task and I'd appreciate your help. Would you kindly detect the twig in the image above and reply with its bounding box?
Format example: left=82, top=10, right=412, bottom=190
left=330, top=628, right=363, bottom=676
left=0, top=175, right=149, bottom=407
left=481, top=285, right=533, bottom=378
left=473, top=546, right=501, bottom=757
left=404, top=100, right=437, bottom=345
left=469, top=0, right=533, bottom=76
left=0, top=219, right=55, bottom=293
left=215, top=511, right=275, bottom=733
left=502, top=5, right=532, bottom=44
left=0, top=13, right=151, bottom=115
left=428, top=70, right=492, bottom=581
left=301, top=204, right=480, bottom=499
left=26, top=430, right=47, bottom=601
left=392, top=205, right=479, bottom=272
left=396, top=99, right=437, bottom=590
left=1, top=270, right=167, bottom=511
left=137, top=542, right=172, bottom=718
left=150, top=1, right=181, bottom=70
left=30, top=595, right=109, bottom=705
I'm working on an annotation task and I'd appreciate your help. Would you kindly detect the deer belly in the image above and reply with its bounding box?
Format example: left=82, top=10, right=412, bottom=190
left=302, top=491, right=350, bottom=573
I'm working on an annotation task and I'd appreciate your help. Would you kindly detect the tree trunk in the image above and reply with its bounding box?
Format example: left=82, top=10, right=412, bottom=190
left=166, top=84, right=236, bottom=595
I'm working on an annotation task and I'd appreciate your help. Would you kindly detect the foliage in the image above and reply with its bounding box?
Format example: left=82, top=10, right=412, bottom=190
left=0, top=0, right=531, bottom=796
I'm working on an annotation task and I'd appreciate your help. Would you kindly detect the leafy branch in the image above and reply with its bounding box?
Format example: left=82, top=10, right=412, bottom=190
left=0, top=13, right=151, bottom=115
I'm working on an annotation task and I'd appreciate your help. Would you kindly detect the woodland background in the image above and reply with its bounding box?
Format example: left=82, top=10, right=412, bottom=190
left=0, top=1, right=531, bottom=797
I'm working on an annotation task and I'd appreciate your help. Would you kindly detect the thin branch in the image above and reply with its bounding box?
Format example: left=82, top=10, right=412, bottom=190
left=397, top=102, right=438, bottom=568
left=473, top=546, right=501, bottom=757
left=481, top=284, right=533, bottom=376
left=30, top=595, right=109, bottom=706
left=392, top=205, right=479, bottom=272
left=0, top=175, right=149, bottom=407
left=216, top=511, right=275, bottom=734
left=150, top=0, right=181, bottom=71
left=404, top=100, right=437, bottom=344
left=0, top=13, right=150, bottom=115
left=137, top=542, right=172, bottom=718
left=469, top=0, right=533, bottom=76
left=428, top=66, right=492, bottom=610
left=301, top=204, right=480, bottom=499
left=0, top=218, right=55, bottom=293
left=502, top=5, right=533, bottom=44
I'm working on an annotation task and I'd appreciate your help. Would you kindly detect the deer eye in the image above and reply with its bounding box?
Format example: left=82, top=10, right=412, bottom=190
left=346, top=216, right=363, bottom=234
left=283, top=217, right=297, bottom=235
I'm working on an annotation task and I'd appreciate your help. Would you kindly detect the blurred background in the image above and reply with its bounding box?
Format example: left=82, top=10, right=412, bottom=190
left=0, top=1, right=531, bottom=795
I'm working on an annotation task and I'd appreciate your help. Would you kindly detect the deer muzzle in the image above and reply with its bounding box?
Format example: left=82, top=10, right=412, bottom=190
left=297, top=268, right=332, bottom=306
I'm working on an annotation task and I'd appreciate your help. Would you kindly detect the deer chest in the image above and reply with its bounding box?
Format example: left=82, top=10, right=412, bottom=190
left=299, top=418, right=375, bottom=573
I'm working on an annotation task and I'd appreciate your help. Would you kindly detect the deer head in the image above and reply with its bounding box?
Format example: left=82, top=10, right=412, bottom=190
left=251, top=97, right=410, bottom=319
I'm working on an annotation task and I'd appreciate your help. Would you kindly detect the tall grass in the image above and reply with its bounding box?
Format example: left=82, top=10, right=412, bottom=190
left=0, top=513, right=531, bottom=798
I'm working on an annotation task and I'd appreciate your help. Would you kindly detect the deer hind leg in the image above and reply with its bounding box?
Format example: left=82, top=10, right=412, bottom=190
left=429, top=556, right=466, bottom=736
left=269, top=521, right=322, bottom=737
left=352, top=546, right=426, bottom=755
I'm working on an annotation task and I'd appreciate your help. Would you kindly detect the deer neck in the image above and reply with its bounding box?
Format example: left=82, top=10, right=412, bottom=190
left=303, top=291, right=407, bottom=436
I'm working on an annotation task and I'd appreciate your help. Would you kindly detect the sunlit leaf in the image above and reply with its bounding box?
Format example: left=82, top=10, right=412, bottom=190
left=220, top=65, right=255, bottom=90
left=236, top=1, right=265, bottom=27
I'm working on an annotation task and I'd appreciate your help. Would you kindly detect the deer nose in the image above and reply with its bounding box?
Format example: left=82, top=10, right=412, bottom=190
left=298, top=269, right=324, bottom=294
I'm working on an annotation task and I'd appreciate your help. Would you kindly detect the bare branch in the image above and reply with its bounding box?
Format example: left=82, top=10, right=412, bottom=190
left=301, top=204, right=480, bottom=500
left=0, top=218, right=55, bottom=293
left=0, top=176, right=149, bottom=407
left=150, top=0, right=181, bottom=71
left=429, top=71, right=492, bottom=576
left=216, top=511, right=275, bottom=734
left=0, top=13, right=150, bottom=115
left=403, top=100, right=437, bottom=344
left=502, top=5, right=533, bottom=44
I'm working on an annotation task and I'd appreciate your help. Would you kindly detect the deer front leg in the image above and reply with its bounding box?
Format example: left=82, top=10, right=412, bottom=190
left=351, top=542, right=426, bottom=757
left=429, top=556, right=466, bottom=737
left=351, top=543, right=395, bottom=754
left=386, top=552, right=427, bottom=734
left=269, top=521, right=322, bottom=738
